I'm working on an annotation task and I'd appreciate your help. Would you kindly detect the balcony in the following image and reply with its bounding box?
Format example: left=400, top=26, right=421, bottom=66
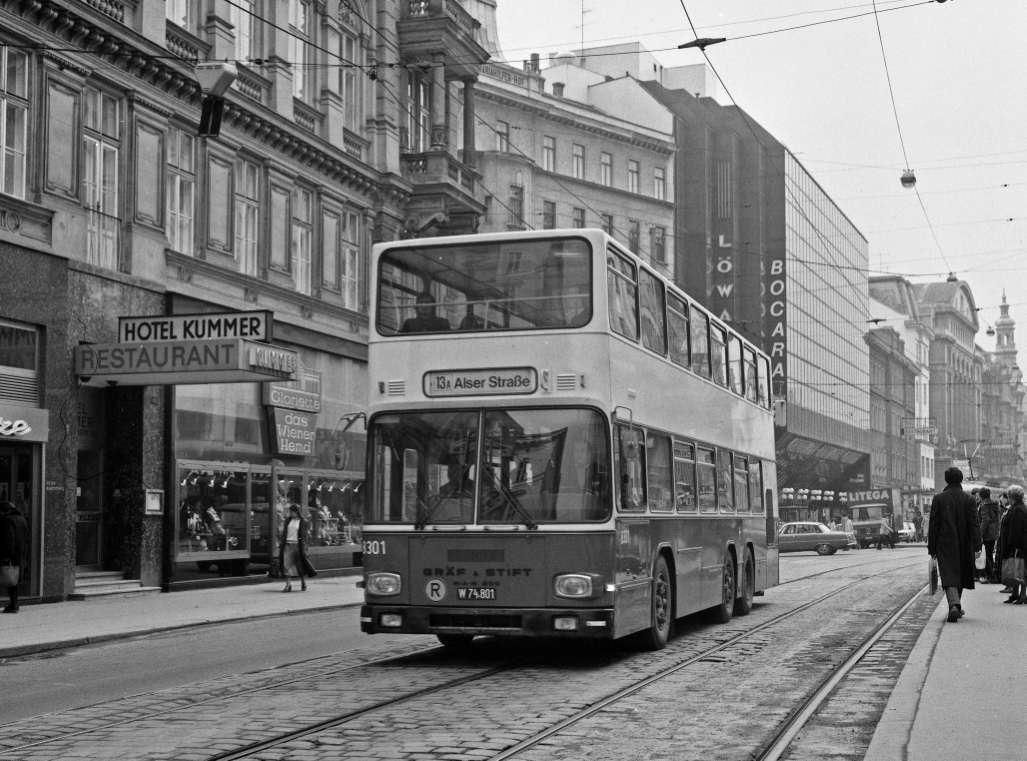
left=400, top=151, right=484, bottom=236
left=398, top=0, right=488, bottom=80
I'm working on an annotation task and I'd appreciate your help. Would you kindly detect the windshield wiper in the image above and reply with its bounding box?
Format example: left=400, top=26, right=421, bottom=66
left=483, top=467, right=538, bottom=530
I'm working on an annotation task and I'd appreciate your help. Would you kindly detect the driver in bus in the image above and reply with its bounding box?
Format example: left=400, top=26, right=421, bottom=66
left=400, top=292, right=451, bottom=333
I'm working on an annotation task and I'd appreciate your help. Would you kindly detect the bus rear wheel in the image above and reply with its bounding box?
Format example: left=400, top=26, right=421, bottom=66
left=636, top=555, right=673, bottom=650
left=733, top=551, right=755, bottom=617
left=436, top=633, right=475, bottom=648
left=711, top=551, right=735, bottom=624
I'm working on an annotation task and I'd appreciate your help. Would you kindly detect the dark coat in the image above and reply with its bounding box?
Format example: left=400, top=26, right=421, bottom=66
left=278, top=516, right=317, bottom=578
left=0, top=503, right=29, bottom=582
left=979, top=499, right=1001, bottom=542
left=928, top=484, right=983, bottom=589
left=1000, top=502, right=1027, bottom=562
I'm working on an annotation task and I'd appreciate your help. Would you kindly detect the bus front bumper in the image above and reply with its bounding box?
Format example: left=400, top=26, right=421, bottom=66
left=360, top=605, right=616, bottom=639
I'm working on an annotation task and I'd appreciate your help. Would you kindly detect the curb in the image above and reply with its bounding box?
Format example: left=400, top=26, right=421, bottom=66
left=0, top=600, right=364, bottom=660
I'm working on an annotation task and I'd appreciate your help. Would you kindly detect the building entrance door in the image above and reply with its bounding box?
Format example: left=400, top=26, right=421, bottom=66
left=0, top=443, right=34, bottom=593
left=76, top=449, right=103, bottom=568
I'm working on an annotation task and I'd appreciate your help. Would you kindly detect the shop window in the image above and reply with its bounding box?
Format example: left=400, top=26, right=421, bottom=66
left=177, top=467, right=251, bottom=556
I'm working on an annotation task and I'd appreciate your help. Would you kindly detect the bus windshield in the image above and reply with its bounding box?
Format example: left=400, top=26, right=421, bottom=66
left=369, top=408, right=611, bottom=525
left=377, top=237, right=592, bottom=335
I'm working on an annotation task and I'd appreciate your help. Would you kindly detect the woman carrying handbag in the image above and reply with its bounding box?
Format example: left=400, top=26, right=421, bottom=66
left=0, top=500, right=28, bottom=613
left=278, top=503, right=317, bottom=592
left=1000, top=485, right=1027, bottom=603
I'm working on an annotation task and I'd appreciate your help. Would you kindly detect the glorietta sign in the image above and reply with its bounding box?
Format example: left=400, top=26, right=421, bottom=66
left=424, top=367, right=537, bottom=397
left=119, top=311, right=272, bottom=343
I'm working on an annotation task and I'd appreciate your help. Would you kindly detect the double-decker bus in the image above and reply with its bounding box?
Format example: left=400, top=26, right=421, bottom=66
left=358, top=229, right=779, bottom=649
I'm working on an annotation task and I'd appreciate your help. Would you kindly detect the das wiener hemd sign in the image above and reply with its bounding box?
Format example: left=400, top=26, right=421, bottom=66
left=424, top=367, right=537, bottom=397
left=118, top=311, right=272, bottom=343
left=74, top=339, right=298, bottom=386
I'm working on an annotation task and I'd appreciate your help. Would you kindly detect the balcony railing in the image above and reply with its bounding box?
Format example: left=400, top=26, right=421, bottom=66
left=400, top=151, right=475, bottom=194
left=79, top=0, right=125, bottom=23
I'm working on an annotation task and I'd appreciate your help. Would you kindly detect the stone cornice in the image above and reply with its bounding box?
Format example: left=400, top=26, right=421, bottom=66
left=476, top=87, right=675, bottom=155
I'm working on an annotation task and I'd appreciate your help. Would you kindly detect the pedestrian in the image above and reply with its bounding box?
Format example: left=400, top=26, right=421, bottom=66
left=927, top=467, right=983, bottom=622
left=278, top=503, right=316, bottom=592
left=842, top=514, right=854, bottom=536
left=997, top=491, right=1013, bottom=593
left=999, top=485, right=1027, bottom=604
left=913, top=510, right=924, bottom=542
left=876, top=514, right=894, bottom=550
left=977, top=487, right=1000, bottom=584
left=0, top=500, right=29, bottom=613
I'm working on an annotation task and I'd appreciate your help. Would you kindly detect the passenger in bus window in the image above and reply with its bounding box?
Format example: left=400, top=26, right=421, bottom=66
left=458, top=303, right=485, bottom=330
left=400, top=292, right=451, bottom=333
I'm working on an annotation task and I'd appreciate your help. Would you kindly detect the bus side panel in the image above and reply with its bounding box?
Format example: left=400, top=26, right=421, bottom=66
left=700, top=520, right=734, bottom=610
left=649, top=516, right=703, bottom=618
left=613, top=519, right=651, bottom=639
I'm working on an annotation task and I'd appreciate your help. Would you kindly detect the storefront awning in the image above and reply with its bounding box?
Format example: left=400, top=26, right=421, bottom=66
left=74, top=339, right=299, bottom=386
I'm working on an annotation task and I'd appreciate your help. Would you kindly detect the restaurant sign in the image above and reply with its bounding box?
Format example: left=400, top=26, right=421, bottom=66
left=74, top=338, right=299, bottom=386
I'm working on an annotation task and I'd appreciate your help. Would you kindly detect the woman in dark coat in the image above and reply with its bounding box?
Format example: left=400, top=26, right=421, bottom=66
left=928, top=468, right=983, bottom=622
left=999, top=485, right=1027, bottom=603
left=0, top=500, right=29, bottom=613
left=278, top=503, right=316, bottom=592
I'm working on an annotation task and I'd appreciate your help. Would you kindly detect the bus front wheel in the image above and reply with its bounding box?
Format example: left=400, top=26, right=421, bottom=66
left=436, top=633, right=475, bottom=648
left=636, top=555, right=673, bottom=650
left=711, top=551, right=735, bottom=624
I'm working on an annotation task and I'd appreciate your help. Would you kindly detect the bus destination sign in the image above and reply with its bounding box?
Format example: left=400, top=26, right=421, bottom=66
left=424, top=367, right=537, bottom=397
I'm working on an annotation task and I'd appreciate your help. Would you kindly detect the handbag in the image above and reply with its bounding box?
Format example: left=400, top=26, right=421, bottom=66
left=1001, top=552, right=1025, bottom=586
left=975, top=549, right=987, bottom=571
left=0, top=562, right=19, bottom=587
left=928, top=556, right=939, bottom=596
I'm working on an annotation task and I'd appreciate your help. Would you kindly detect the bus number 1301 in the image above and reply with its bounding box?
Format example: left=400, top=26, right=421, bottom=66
left=363, top=540, right=386, bottom=555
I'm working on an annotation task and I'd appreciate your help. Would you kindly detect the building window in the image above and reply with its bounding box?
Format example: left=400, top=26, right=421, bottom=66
left=628, top=220, right=640, bottom=252
left=324, top=209, right=363, bottom=310
left=166, top=0, right=192, bottom=29
left=650, top=226, right=666, bottom=263
left=542, top=200, right=556, bottom=229
left=542, top=135, right=555, bottom=172
left=270, top=186, right=290, bottom=269
left=235, top=159, right=260, bottom=276
left=230, top=0, right=254, bottom=61
left=0, top=47, right=28, bottom=199
left=405, top=72, right=431, bottom=152
left=83, top=87, right=121, bottom=269
left=289, top=0, right=311, bottom=101
left=572, top=144, right=584, bottom=179
left=601, top=213, right=613, bottom=235
left=483, top=194, right=493, bottom=225
left=654, top=166, right=666, bottom=201
left=496, top=120, right=510, bottom=152
left=572, top=207, right=585, bottom=228
left=600, top=152, right=612, bottom=186
left=166, top=126, right=195, bottom=256
left=508, top=184, right=524, bottom=229
left=628, top=159, right=640, bottom=194
left=292, top=187, right=313, bottom=294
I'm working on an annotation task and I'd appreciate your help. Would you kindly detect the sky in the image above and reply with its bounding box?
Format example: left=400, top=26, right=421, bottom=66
left=494, top=0, right=1027, bottom=352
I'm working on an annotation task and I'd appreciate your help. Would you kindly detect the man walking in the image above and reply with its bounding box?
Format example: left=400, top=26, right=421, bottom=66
left=928, top=468, right=983, bottom=622
left=977, top=487, right=1000, bottom=584
left=0, top=500, right=28, bottom=613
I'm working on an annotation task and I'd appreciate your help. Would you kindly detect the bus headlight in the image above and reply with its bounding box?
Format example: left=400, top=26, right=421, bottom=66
left=554, top=573, right=602, bottom=599
left=365, top=573, right=402, bottom=596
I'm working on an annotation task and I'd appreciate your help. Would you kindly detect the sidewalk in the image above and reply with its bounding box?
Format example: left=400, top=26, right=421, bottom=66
left=0, top=573, right=366, bottom=658
left=866, top=580, right=1026, bottom=761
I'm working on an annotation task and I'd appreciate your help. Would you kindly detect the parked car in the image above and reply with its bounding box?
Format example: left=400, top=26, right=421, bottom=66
left=897, top=521, right=916, bottom=543
left=778, top=522, right=855, bottom=555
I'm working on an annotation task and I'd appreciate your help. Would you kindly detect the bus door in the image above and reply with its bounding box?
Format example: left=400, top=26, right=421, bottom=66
left=614, top=518, right=651, bottom=638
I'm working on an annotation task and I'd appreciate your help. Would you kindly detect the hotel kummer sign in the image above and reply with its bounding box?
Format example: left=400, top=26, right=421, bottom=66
left=118, top=311, right=273, bottom=343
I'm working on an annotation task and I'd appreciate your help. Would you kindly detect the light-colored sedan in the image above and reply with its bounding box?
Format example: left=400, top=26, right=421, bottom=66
left=778, top=522, right=855, bottom=555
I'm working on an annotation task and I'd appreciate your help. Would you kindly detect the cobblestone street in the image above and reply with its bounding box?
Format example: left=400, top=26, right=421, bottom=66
left=1, top=550, right=929, bottom=761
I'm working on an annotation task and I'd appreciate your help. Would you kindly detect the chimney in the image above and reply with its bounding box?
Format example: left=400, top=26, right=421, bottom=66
left=531, top=53, right=540, bottom=73
left=553, top=82, right=565, bottom=98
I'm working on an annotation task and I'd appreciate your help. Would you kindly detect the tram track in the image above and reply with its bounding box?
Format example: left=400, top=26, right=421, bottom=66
left=0, top=556, right=926, bottom=761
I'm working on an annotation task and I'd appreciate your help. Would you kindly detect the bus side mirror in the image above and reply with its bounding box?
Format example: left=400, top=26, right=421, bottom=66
left=621, top=430, right=640, bottom=460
